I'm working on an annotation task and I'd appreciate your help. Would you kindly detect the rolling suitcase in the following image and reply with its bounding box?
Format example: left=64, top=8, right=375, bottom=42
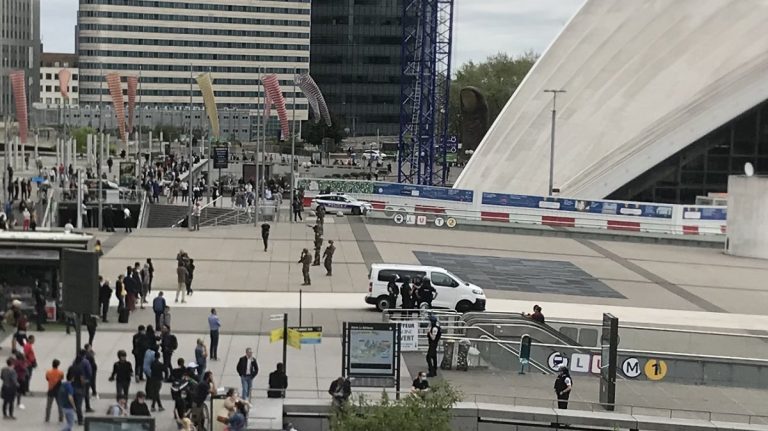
left=118, top=308, right=129, bottom=323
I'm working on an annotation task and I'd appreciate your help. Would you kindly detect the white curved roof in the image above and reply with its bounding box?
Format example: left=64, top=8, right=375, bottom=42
left=455, top=0, right=768, bottom=198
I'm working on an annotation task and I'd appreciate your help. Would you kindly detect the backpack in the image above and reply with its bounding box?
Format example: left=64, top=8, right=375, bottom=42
left=169, top=335, right=178, bottom=351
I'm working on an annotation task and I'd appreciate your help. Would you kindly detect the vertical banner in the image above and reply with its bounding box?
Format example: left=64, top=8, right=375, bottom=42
left=10, top=70, right=28, bottom=145
left=262, top=74, right=290, bottom=140
left=195, top=72, right=220, bottom=139
left=105, top=72, right=127, bottom=144
left=58, top=69, right=72, bottom=100
left=127, top=76, right=138, bottom=132
left=294, top=72, right=331, bottom=126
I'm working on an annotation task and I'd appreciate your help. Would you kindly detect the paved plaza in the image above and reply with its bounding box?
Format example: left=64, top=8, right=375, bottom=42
left=5, top=217, right=768, bottom=429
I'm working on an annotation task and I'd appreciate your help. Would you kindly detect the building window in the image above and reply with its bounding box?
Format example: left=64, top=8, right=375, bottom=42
left=46, top=73, right=52, bottom=80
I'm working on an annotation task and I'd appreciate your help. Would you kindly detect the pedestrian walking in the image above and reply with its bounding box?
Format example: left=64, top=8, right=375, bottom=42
left=195, top=339, right=208, bottom=376
left=59, top=373, right=76, bottom=431
left=208, top=308, right=221, bottom=361
left=132, top=325, right=147, bottom=382
left=85, top=315, right=98, bottom=346
left=99, top=277, right=112, bottom=322
left=299, top=248, right=311, bottom=286
left=123, top=206, right=132, bottom=233
left=426, top=315, right=442, bottom=377
left=163, top=305, right=172, bottom=329
left=292, top=197, right=304, bottom=222
left=13, top=351, right=27, bottom=410
left=146, top=353, right=165, bottom=412
left=146, top=258, right=155, bottom=295
left=84, top=344, right=98, bottom=401
left=185, top=259, right=195, bottom=296
left=45, top=359, right=64, bottom=423
left=109, top=350, right=133, bottom=400
left=323, top=240, right=336, bottom=276
left=1, top=357, right=18, bottom=419
left=261, top=223, right=270, bottom=252
left=140, top=264, right=151, bottom=308
left=236, top=348, right=259, bottom=400
left=312, top=231, right=323, bottom=266
left=152, top=292, right=166, bottom=328
left=176, top=263, right=188, bottom=303
left=554, top=366, right=572, bottom=409
left=161, top=325, right=178, bottom=377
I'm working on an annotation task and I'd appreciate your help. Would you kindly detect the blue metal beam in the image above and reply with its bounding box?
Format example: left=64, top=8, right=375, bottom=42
left=398, top=0, right=454, bottom=186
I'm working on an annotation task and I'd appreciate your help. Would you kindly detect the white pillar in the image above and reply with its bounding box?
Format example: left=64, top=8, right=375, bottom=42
left=14, top=137, right=20, bottom=169
left=160, top=131, right=164, bottom=145
left=148, top=131, right=153, bottom=157
left=34, top=134, right=38, bottom=159
left=87, top=135, right=92, bottom=169
left=21, top=138, right=25, bottom=170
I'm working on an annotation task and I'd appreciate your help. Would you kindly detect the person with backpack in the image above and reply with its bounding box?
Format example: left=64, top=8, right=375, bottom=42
left=45, top=359, right=64, bottom=422
left=106, top=396, right=128, bottom=416
left=132, top=326, right=147, bottom=383
left=161, top=325, right=178, bottom=377
left=146, top=353, right=165, bottom=412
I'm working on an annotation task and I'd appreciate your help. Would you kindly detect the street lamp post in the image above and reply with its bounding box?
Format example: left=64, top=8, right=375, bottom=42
left=543, top=89, right=566, bottom=196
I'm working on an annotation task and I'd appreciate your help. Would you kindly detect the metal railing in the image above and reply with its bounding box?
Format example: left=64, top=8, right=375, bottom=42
left=137, top=191, right=149, bottom=230
left=367, top=206, right=725, bottom=237
left=170, top=196, right=223, bottom=228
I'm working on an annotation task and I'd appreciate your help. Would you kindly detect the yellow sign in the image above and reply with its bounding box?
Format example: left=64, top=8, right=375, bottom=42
left=270, top=328, right=284, bottom=343
left=287, top=328, right=301, bottom=350
left=644, top=359, right=668, bottom=381
left=270, top=327, right=302, bottom=350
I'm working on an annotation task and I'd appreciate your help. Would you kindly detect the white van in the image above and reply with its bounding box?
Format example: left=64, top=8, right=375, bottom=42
left=365, top=264, right=487, bottom=312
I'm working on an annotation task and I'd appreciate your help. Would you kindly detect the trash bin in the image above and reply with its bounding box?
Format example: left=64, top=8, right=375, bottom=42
left=456, top=339, right=471, bottom=371
left=440, top=340, right=455, bottom=370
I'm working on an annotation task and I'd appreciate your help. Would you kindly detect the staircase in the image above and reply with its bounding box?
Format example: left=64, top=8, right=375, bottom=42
left=144, top=203, right=253, bottom=228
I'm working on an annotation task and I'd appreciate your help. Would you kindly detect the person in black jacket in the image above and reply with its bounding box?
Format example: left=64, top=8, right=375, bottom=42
left=386, top=275, right=399, bottom=310
left=146, top=355, right=165, bottom=412
left=109, top=350, right=133, bottom=400
left=267, top=363, right=287, bottom=398
left=98, top=277, right=112, bottom=322
left=261, top=223, right=270, bottom=252
left=400, top=276, right=413, bottom=311
left=132, top=326, right=147, bottom=383
left=417, top=277, right=436, bottom=309
left=236, top=348, right=259, bottom=401
left=129, top=391, right=151, bottom=416
left=328, top=376, right=351, bottom=407
left=160, top=325, right=178, bottom=378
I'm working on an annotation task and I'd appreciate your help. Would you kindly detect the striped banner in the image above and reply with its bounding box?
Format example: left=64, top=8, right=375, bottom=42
left=106, top=72, right=127, bottom=143
left=9, top=70, right=28, bottom=145
left=294, top=72, right=331, bottom=127
left=58, top=69, right=71, bottom=100
left=127, top=76, right=138, bottom=131
left=195, top=72, right=220, bottom=138
left=262, top=74, right=290, bottom=140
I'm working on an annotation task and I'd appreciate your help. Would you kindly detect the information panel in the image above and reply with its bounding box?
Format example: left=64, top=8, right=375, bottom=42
left=346, top=322, right=397, bottom=377
left=213, top=146, right=229, bottom=169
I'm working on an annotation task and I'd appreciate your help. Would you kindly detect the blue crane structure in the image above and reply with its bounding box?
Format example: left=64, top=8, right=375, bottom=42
left=398, top=0, right=455, bottom=186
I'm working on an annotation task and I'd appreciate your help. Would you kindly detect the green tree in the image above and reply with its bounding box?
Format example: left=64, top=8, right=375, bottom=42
left=153, top=124, right=182, bottom=142
left=71, top=127, right=96, bottom=152
left=301, top=114, right=345, bottom=151
left=448, top=51, right=538, bottom=141
left=331, top=381, right=462, bottom=431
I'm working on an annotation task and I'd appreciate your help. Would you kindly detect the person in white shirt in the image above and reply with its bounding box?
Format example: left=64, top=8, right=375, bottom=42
left=192, top=202, right=201, bottom=231
left=123, top=207, right=132, bottom=233
left=64, top=220, right=74, bottom=233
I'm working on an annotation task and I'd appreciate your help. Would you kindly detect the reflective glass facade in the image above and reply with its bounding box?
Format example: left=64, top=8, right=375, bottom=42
left=310, top=0, right=402, bottom=136
left=0, top=0, right=41, bottom=117
left=609, top=99, right=768, bottom=204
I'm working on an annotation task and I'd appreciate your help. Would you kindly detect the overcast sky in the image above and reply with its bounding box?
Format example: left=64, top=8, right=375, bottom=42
left=41, top=0, right=583, bottom=66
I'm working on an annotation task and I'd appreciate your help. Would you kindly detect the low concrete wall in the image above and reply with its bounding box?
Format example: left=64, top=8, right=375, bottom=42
left=726, top=175, right=768, bottom=259
left=279, top=400, right=768, bottom=431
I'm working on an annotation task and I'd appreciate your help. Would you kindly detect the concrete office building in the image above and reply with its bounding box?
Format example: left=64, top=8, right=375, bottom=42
left=38, top=53, right=79, bottom=106
left=456, top=0, right=768, bottom=204
left=0, top=0, right=41, bottom=119
left=310, top=0, right=402, bottom=137
left=76, top=0, right=309, bottom=122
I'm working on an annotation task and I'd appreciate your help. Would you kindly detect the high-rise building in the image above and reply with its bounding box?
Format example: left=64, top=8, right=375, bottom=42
left=310, top=0, right=402, bottom=137
left=76, top=0, right=309, bottom=121
left=0, top=0, right=41, bottom=119
left=38, top=53, right=79, bottom=106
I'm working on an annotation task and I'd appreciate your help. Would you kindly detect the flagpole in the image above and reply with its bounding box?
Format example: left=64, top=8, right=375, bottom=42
left=138, top=65, right=142, bottom=162
left=187, top=63, right=193, bottom=230
left=255, top=68, right=262, bottom=226
left=290, top=67, right=297, bottom=224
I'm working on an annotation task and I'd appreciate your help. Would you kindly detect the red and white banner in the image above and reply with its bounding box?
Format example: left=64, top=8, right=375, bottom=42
left=262, top=74, right=290, bottom=140
left=58, top=69, right=71, bottom=100
left=106, top=72, right=127, bottom=143
left=10, top=70, right=28, bottom=145
left=127, top=76, right=138, bottom=131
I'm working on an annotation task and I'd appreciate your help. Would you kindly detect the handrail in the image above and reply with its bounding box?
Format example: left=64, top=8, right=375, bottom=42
left=42, top=188, right=54, bottom=228
left=171, top=196, right=223, bottom=228
left=200, top=206, right=251, bottom=227
left=545, top=318, right=768, bottom=340
left=136, top=191, right=148, bottom=230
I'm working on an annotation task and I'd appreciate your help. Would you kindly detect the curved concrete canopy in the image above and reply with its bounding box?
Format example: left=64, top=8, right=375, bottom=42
left=455, top=0, right=768, bottom=198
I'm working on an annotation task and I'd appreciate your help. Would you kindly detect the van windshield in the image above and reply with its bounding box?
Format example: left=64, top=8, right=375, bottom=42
left=445, top=270, right=466, bottom=285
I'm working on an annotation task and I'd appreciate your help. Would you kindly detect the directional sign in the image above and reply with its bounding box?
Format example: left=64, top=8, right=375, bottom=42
left=644, top=359, right=668, bottom=381
left=622, top=357, right=641, bottom=378
left=289, top=326, right=323, bottom=345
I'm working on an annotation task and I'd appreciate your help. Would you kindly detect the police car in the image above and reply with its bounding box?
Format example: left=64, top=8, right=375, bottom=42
left=311, top=193, right=373, bottom=215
